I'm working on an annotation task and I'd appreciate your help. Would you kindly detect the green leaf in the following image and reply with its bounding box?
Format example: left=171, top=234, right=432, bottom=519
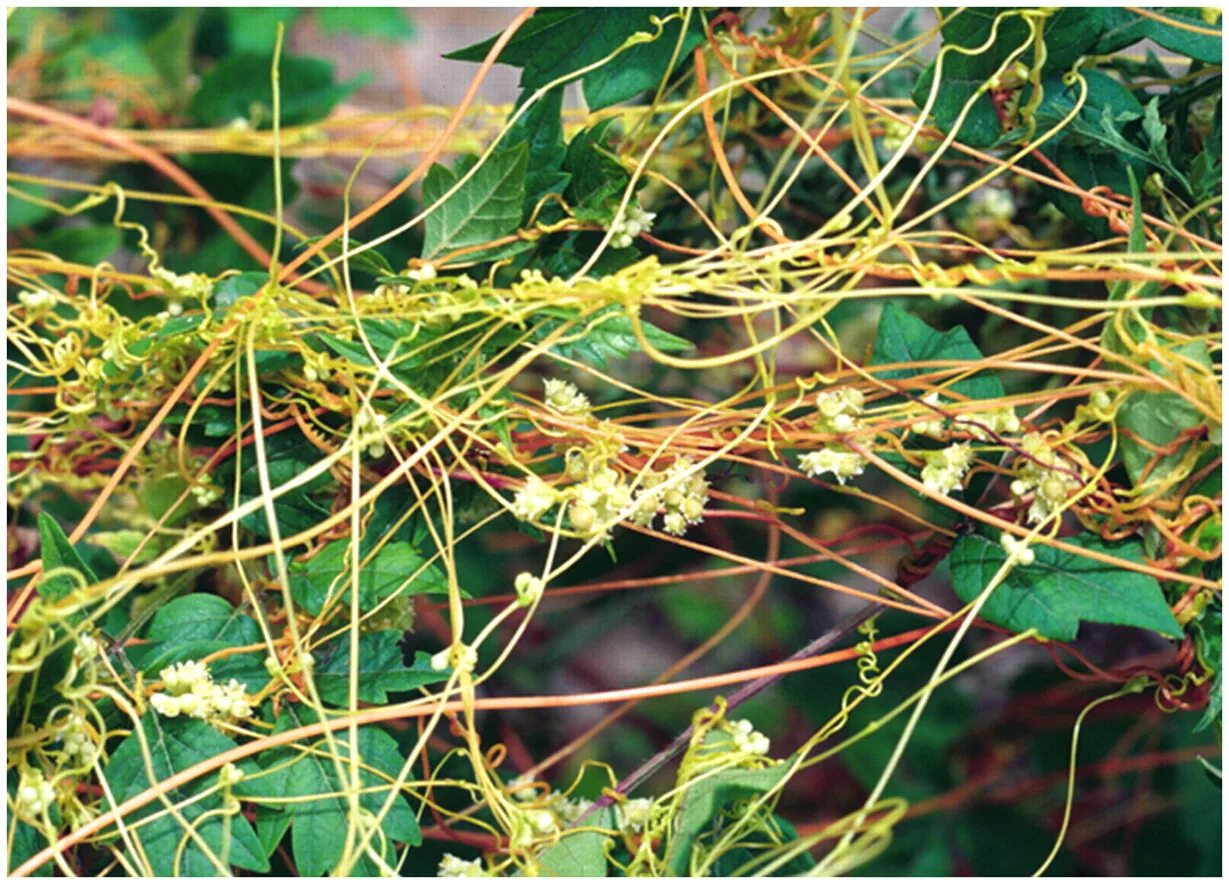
left=421, top=143, right=528, bottom=260
left=1116, top=342, right=1212, bottom=490
left=236, top=709, right=421, bottom=876
left=533, top=305, right=692, bottom=369
left=666, top=757, right=794, bottom=875
left=37, top=513, right=97, bottom=603
left=911, top=9, right=1032, bottom=148
left=288, top=539, right=448, bottom=617
left=189, top=53, right=361, bottom=127
left=8, top=183, right=55, bottom=228
left=316, top=8, right=414, bottom=39
left=1141, top=7, right=1222, bottom=64
left=447, top=9, right=703, bottom=111
left=535, top=806, right=616, bottom=876
left=507, top=88, right=570, bottom=218
left=128, top=593, right=265, bottom=690
left=869, top=303, right=1004, bottom=401
left=229, top=431, right=332, bottom=539
left=949, top=531, right=1182, bottom=641
left=35, top=225, right=123, bottom=265
left=296, top=235, right=395, bottom=278
left=222, top=8, right=301, bottom=56
left=315, top=633, right=447, bottom=706
left=103, top=715, right=268, bottom=876
left=563, top=121, right=631, bottom=224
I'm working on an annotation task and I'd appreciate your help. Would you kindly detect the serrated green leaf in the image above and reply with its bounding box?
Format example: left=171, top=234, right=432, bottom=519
left=563, top=121, right=630, bottom=224
left=1142, top=7, right=1222, bottom=64
left=212, top=271, right=268, bottom=307
left=869, top=303, right=1004, bottom=401
left=666, top=757, right=795, bottom=875
left=228, top=431, right=332, bottom=539
left=103, top=715, right=268, bottom=876
left=296, top=235, right=394, bottom=278
left=447, top=9, right=701, bottom=111
left=911, top=8, right=1032, bottom=148
left=1116, top=342, right=1212, bottom=490
left=127, top=593, right=265, bottom=689
left=508, top=88, right=570, bottom=218
left=535, top=805, right=616, bottom=876
left=288, top=539, right=448, bottom=617
left=236, top=708, right=421, bottom=876
left=949, top=531, right=1182, bottom=641
left=37, top=513, right=96, bottom=603
left=316, top=633, right=447, bottom=706
left=421, top=144, right=528, bottom=260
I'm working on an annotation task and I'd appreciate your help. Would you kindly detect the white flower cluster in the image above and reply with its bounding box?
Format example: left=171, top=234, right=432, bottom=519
left=149, top=660, right=253, bottom=721
left=59, top=714, right=99, bottom=767
left=438, top=853, right=487, bottom=877
left=632, top=457, right=710, bottom=536
left=814, top=388, right=865, bottom=435
left=15, top=769, right=57, bottom=818
left=303, top=351, right=331, bottom=383
left=543, top=379, right=590, bottom=417
left=191, top=478, right=223, bottom=508
left=512, top=475, right=558, bottom=522
left=616, top=797, right=653, bottom=834
left=727, top=718, right=771, bottom=757
left=1010, top=433, right=1081, bottom=524
left=353, top=405, right=388, bottom=458
left=920, top=442, right=974, bottom=497
left=912, top=394, right=1021, bottom=440
left=798, top=447, right=866, bottom=485
left=1000, top=533, right=1035, bottom=566
left=18, top=288, right=57, bottom=313
left=567, top=459, right=634, bottom=541
left=152, top=266, right=211, bottom=318
left=609, top=203, right=655, bottom=250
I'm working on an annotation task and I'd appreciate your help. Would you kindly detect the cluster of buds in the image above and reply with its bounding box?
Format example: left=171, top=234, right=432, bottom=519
left=17, top=288, right=57, bottom=314
left=353, top=405, right=388, bottom=458
left=725, top=718, right=771, bottom=757
left=1000, top=532, right=1036, bottom=566
left=616, top=797, right=654, bottom=835
left=405, top=261, right=437, bottom=283
left=913, top=394, right=1021, bottom=440
left=919, top=442, right=975, bottom=497
left=958, top=186, right=1017, bottom=240
left=543, top=379, right=590, bottom=417
left=609, top=203, right=656, bottom=250
left=363, top=592, right=416, bottom=633
left=511, top=475, right=558, bottom=523
left=59, top=714, right=99, bottom=767
left=437, top=854, right=488, bottom=877
left=1010, top=433, right=1082, bottom=524
left=191, top=478, right=223, bottom=508
left=14, top=768, right=58, bottom=819
left=152, top=266, right=211, bottom=318
left=632, top=457, right=709, bottom=536
left=302, top=350, right=331, bottom=384
left=149, top=660, right=253, bottom=721
left=798, top=446, right=867, bottom=485
left=566, top=458, right=633, bottom=541
left=813, top=387, right=865, bottom=435
left=514, top=572, right=545, bottom=608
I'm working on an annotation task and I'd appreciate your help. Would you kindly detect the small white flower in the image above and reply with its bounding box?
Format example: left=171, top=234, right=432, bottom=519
left=438, top=853, right=487, bottom=877
left=512, top=476, right=557, bottom=522
left=514, top=572, right=545, bottom=607
left=407, top=262, right=437, bottom=282
left=617, top=797, right=653, bottom=834
left=1000, top=533, right=1035, bottom=566
left=799, top=447, right=867, bottom=485
left=543, top=379, right=590, bottom=416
